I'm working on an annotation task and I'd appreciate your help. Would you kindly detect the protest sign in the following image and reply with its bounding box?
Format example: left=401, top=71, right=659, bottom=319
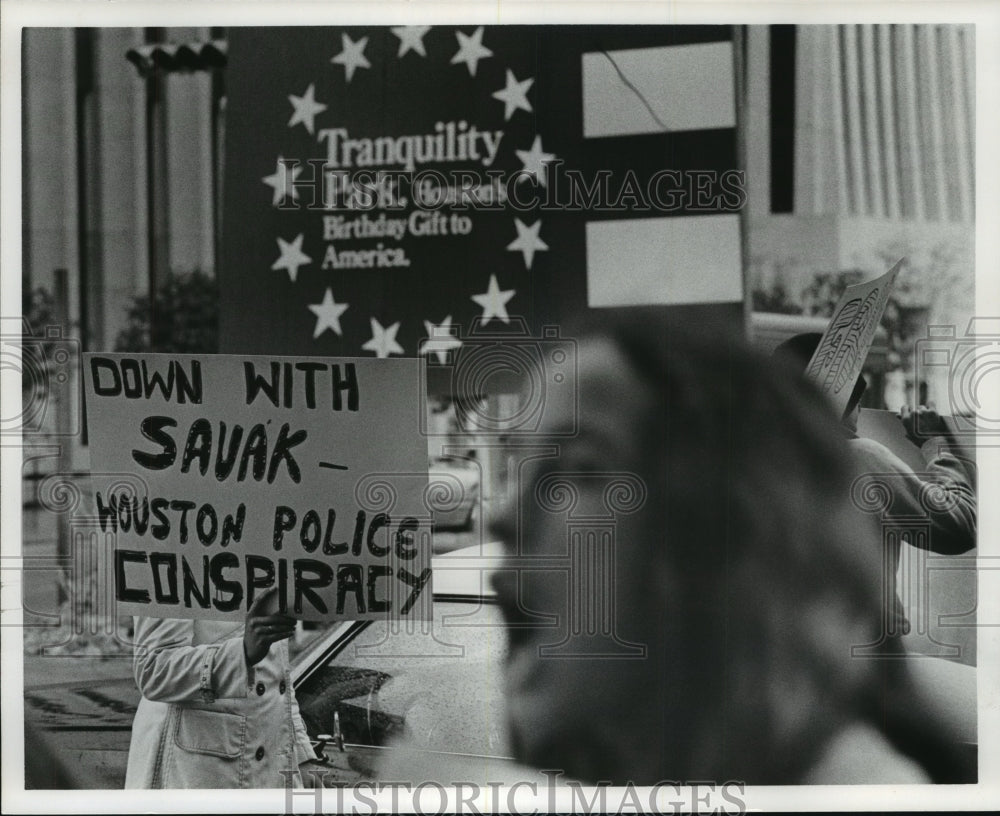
left=83, top=353, right=431, bottom=622
left=805, top=259, right=903, bottom=419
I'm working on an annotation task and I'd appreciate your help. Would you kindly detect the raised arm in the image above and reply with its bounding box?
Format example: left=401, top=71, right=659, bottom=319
left=132, top=616, right=248, bottom=704
left=133, top=589, right=298, bottom=704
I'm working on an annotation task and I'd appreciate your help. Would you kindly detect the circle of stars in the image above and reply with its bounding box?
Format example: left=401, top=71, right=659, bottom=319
left=268, top=26, right=559, bottom=358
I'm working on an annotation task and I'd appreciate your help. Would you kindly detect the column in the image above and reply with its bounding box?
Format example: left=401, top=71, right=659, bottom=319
left=860, top=25, right=885, bottom=218
left=794, top=26, right=836, bottom=215
left=94, top=28, right=149, bottom=350
left=877, top=25, right=901, bottom=219
left=165, top=26, right=216, bottom=275
left=743, top=25, right=770, bottom=217
left=843, top=25, right=868, bottom=215
left=22, top=29, right=79, bottom=316
left=918, top=25, right=949, bottom=221
left=896, top=25, right=925, bottom=220
left=945, top=25, right=973, bottom=223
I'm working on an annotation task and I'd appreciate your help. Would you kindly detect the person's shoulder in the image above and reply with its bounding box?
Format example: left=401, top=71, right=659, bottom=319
left=848, top=437, right=913, bottom=474
left=803, top=721, right=931, bottom=785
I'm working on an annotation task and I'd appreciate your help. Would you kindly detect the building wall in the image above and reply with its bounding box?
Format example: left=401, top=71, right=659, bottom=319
left=23, top=29, right=80, bottom=315
left=788, top=24, right=974, bottom=222
left=21, top=22, right=978, bottom=454
left=745, top=23, right=975, bottom=407
left=89, top=27, right=149, bottom=353
left=163, top=27, right=215, bottom=279
left=24, top=24, right=975, bottom=349
left=22, top=27, right=217, bottom=353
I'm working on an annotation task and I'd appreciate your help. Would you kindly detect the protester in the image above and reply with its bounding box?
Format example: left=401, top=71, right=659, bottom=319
left=774, top=332, right=977, bottom=652
left=490, top=318, right=969, bottom=785
left=125, top=588, right=317, bottom=788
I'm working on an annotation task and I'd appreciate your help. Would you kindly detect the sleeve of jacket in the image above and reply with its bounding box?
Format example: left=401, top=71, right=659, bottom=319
left=132, top=616, right=249, bottom=703
left=290, top=690, right=318, bottom=765
left=281, top=639, right=318, bottom=764
left=915, top=437, right=977, bottom=554
left=851, top=437, right=976, bottom=555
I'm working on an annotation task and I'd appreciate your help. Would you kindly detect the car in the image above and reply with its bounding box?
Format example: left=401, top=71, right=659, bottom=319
left=427, top=455, right=480, bottom=531
left=291, top=541, right=517, bottom=785
left=23, top=544, right=517, bottom=789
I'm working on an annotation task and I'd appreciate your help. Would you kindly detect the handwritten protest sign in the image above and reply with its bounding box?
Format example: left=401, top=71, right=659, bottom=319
left=83, top=353, right=431, bottom=622
left=805, top=259, right=903, bottom=419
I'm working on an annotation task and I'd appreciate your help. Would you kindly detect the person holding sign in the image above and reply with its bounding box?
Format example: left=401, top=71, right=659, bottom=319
left=125, top=589, right=317, bottom=788
left=80, top=351, right=433, bottom=788
left=774, top=333, right=977, bottom=653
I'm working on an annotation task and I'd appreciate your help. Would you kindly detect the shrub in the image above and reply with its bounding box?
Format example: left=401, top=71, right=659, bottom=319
left=114, top=270, right=218, bottom=353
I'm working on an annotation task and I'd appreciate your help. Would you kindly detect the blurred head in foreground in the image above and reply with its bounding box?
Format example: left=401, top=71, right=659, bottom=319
left=772, top=331, right=868, bottom=433
left=490, top=316, right=940, bottom=785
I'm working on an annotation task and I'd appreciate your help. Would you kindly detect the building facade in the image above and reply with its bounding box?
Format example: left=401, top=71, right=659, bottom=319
left=745, top=25, right=974, bottom=397
left=22, top=23, right=975, bottom=356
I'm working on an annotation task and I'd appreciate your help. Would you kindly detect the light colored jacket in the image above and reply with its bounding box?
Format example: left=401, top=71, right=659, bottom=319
left=124, top=617, right=316, bottom=789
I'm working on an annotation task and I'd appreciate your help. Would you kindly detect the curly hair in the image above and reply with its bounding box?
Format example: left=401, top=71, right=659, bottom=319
left=500, top=314, right=969, bottom=784
left=588, top=318, right=890, bottom=782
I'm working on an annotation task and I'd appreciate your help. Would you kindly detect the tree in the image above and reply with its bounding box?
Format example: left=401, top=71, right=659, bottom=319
left=22, top=283, right=57, bottom=333
left=114, top=270, right=219, bottom=353
left=751, top=276, right=802, bottom=315
left=799, top=269, right=865, bottom=316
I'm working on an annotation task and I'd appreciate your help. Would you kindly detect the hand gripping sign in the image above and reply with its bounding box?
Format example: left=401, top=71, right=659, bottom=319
left=805, top=259, right=903, bottom=420
left=83, top=353, right=431, bottom=622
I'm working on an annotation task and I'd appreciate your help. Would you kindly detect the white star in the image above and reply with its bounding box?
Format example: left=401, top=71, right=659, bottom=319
left=506, top=219, right=548, bottom=270
left=391, top=26, right=431, bottom=58
left=471, top=275, right=516, bottom=325
left=287, top=83, right=327, bottom=135
left=271, top=233, right=311, bottom=282
left=492, top=69, right=534, bottom=121
left=515, top=135, right=557, bottom=187
left=262, top=156, right=301, bottom=207
left=420, top=315, right=463, bottom=364
left=362, top=317, right=404, bottom=358
left=308, top=288, right=349, bottom=338
left=331, top=33, right=371, bottom=82
left=451, top=27, right=492, bottom=77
